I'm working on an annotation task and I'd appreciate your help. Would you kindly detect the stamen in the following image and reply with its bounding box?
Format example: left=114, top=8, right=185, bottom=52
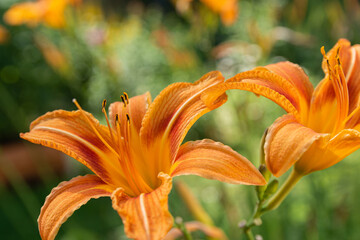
left=321, top=46, right=333, bottom=73
left=335, top=65, right=349, bottom=121
left=320, top=47, right=349, bottom=134
left=102, top=99, right=107, bottom=110
left=115, top=112, right=153, bottom=194
left=113, top=113, right=144, bottom=195
left=124, top=92, right=129, bottom=104
left=335, top=46, right=349, bottom=127
left=74, top=100, right=153, bottom=194
left=72, top=99, right=120, bottom=158
left=115, top=114, right=122, bottom=145
left=124, top=113, right=131, bottom=146
left=121, top=95, right=127, bottom=107
left=321, top=46, right=326, bottom=59
left=101, top=99, right=116, bottom=149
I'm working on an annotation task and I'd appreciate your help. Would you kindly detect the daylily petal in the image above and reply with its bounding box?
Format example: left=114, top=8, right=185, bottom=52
left=109, top=92, right=152, bottom=134
left=140, top=71, right=227, bottom=172
left=308, top=39, right=358, bottom=132
left=322, top=39, right=360, bottom=108
left=265, top=61, right=313, bottom=107
left=309, top=43, right=339, bottom=125
left=295, top=129, right=360, bottom=174
left=4, top=2, right=44, bottom=27
left=203, top=66, right=310, bottom=121
left=307, top=77, right=338, bottom=133
left=38, top=175, right=113, bottom=240
left=111, top=173, right=173, bottom=240
left=170, top=139, right=266, bottom=185
left=330, top=39, right=360, bottom=113
left=20, top=110, right=126, bottom=187
left=265, top=114, right=328, bottom=177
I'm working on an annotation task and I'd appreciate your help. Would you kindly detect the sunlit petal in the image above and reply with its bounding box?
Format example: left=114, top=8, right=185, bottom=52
left=38, top=175, right=113, bottom=240
left=170, top=139, right=266, bottom=185
left=265, top=61, right=313, bottom=108
left=295, top=129, right=360, bottom=174
left=345, top=45, right=360, bottom=111
left=202, top=68, right=307, bottom=120
left=265, top=114, right=329, bottom=177
left=111, top=173, right=173, bottom=240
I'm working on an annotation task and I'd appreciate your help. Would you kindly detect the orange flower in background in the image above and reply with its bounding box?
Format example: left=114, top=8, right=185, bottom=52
left=4, top=0, right=80, bottom=28
left=21, top=71, right=265, bottom=240
left=203, top=39, right=360, bottom=177
left=174, top=0, right=238, bottom=25
left=34, top=35, right=69, bottom=74
left=200, top=0, right=238, bottom=25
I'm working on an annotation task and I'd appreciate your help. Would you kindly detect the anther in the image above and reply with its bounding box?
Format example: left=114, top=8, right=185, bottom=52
left=336, top=48, right=342, bottom=66
left=336, top=46, right=341, bottom=58
left=72, top=98, right=83, bottom=110
left=320, top=46, right=327, bottom=59
left=123, top=92, right=129, bottom=104
left=121, top=95, right=127, bottom=107
left=126, top=113, right=130, bottom=123
left=102, top=99, right=107, bottom=111
left=114, top=113, right=122, bottom=145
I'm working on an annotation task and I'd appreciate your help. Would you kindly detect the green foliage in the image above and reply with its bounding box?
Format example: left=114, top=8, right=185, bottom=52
left=1, top=0, right=360, bottom=239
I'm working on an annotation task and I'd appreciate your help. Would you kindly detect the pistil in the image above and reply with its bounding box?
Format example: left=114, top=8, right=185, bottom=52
left=321, top=47, right=349, bottom=134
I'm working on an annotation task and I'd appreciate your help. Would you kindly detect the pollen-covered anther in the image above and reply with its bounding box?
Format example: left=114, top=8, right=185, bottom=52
left=123, top=92, right=129, bottom=104
left=320, top=46, right=327, bottom=59
left=126, top=113, right=130, bottom=123
left=114, top=113, right=122, bottom=146
left=321, top=46, right=334, bottom=78
left=102, top=99, right=107, bottom=111
left=121, top=95, right=127, bottom=108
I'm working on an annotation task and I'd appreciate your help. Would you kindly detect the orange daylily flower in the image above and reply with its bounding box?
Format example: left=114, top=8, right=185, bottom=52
left=174, top=0, right=238, bottom=25
left=21, top=71, right=265, bottom=240
left=34, top=35, right=69, bottom=74
left=4, top=0, right=80, bottom=28
left=203, top=39, right=360, bottom=177
left=200, top=0, right=238, bottom=25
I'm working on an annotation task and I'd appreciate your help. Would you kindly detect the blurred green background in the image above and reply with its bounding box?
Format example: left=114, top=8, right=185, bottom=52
left=1, top=0, right=360, bottom=239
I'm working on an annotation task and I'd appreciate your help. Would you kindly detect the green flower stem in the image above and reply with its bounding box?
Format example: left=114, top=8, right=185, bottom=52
left=243, top=169, right=303, bottom=239
left=243, top=200, right=264, bottom=239
left=244, top=227, right=255, bottom=240
left=262, top=169, right=303, bottom=212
